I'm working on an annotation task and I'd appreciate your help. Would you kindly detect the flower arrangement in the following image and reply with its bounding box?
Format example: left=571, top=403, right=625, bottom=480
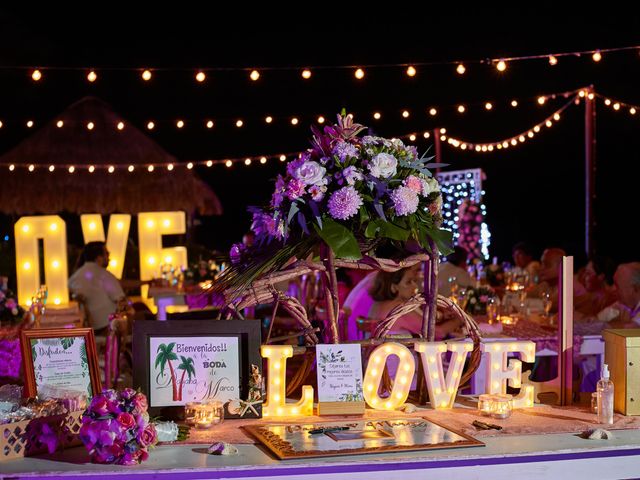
left=220, top=113, right=452, bottom=294
left=0, top=287, right=25, bottom=326
left=456, top=199, right=484, bottom=261
left=463, top=285, right=495, bottom=315
left=79, top=389, right=157, bottom=465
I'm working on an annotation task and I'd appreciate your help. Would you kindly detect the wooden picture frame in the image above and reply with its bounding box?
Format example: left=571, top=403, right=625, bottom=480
left=20, top=328, right=101, bottom=399
left=133, top=319, right=262, bottom=420
left=244, top=417, right=484, bottom=460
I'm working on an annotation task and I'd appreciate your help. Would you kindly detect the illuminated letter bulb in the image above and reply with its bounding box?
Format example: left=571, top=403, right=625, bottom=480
left=261, top=345, right=313, bottom=416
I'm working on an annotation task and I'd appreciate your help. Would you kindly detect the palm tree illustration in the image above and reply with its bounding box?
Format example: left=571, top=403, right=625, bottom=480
left=177, top=356, right=196, bottom=401
left=155, top=343, right=179, bottom=400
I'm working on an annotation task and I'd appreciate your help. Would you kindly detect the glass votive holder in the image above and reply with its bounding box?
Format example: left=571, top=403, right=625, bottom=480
left=491, top=394, right=513, bottom=419
left=194, top=401, right=224, bottom=429
left=591, top=392, right=599, bottom=414
left=478, top=394, right=495, bottom=416
left=184, top=401, right=199, bottom=426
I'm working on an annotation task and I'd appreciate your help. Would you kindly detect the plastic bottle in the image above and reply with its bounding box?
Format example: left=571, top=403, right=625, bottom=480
left=597, top=363, right=614, bottom=425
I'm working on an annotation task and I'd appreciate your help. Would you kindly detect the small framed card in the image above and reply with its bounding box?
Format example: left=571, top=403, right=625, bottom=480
left=316, top=344, right=364, bottom=415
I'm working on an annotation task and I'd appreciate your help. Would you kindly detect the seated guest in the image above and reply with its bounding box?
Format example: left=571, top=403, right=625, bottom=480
left=69, top=242, right=128, bottom=334
left=511, top=241, right=540, bottom=282
left=368, top=264, right=461, bottom=338
left=438, top=246, right=474, bottom=297
left=529, top=247, right=566, bottom=313
left=574, top=256, right=617, bottom=317
left=595, top=262, right=640, bottom=326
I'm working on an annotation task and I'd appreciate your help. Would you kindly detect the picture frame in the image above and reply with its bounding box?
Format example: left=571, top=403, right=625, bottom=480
left=20, top=327, right=101, bottom=400
left=133, top=319, right=262, bottom=420
left=244, top=417, right=484, bottom=460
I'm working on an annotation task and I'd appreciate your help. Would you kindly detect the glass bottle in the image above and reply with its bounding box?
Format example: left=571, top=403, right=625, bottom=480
left=597, top=363, right=614, bottom=425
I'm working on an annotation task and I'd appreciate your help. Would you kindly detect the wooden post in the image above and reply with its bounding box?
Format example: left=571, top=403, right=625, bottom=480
left=585, top=85, right=596, bottom=258
left=434, top=128, right=442, bottom=174
left=559, top=256, right=574, bottom=406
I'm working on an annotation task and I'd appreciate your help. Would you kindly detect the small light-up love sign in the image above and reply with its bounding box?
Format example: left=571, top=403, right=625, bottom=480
left=261, top=340, right=537, bottom=416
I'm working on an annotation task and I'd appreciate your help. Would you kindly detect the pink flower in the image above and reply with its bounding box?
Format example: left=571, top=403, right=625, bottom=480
left=390, top=186, right=419, bottom=216
left=328, top=186, right=363, bottom=220
left=138, top=424, right=157, bottom=447
left=89, top=396, right=110, bottom=416
left=285, top=178, right=306, bottom=200
left=132, top=393, right=148, bottom=414
left=403, top=175, right=423, bottom=194
left=117, top=412, right=135, bottom=429
left=309, top=185, right=326, bottom=202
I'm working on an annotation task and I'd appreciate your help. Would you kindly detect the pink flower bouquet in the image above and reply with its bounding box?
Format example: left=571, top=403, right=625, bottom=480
left=79, top=388, right=157, bottom=465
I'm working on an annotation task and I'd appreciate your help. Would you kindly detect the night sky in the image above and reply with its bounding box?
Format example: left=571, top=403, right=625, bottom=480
left=1, top=9, right=639, bottom=269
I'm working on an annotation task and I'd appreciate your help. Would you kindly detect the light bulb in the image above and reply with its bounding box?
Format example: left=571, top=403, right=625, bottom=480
left=128, top=165, right=134, bottom=172
left=87, top=70, right=97, bottom=82
left=406, top=65, right=416, bottom=77
left=301, top=69, right=312, bottom=79
left=195, top=71, right=206, bottom=82
left=548, top=55, right=558, bottom=65
left=249, top=69, right=260, bottom=81
left=31, top=69, right=42, bottom=81
left=456, top=64, right=466, bottom=75
left=265, top=116, right=273, bottom=124
left=206, top=160, right=213, bottom=167
left=496, top=60, right=507, bottom=72
left=176, top=120, right=184, bottom=128
left=142, top=69, right=152, bottom=81
left=290, top=117, right=299, bottom=125
left=187, top=162, right=194, bottom=169
left=592, top=51, right=602, bottom=62
left=167, top=164, right=174, bottom=171
left=317, top=116, right=325, bottom=123
left=108, top=165, right=115, bottom=173
left=279, top=155, right=286, bottom=162
left=260, top=157, right=267, bottom=164
left=457, top=105, right=466, bottom=113
left=354, top=68, right=365, bottom=79
left=206, top=120, right=214, bottom=128
left=88, top=165, right=95, bottom=173
left=244, top=158, right=252, bottom=166
left=117, top=122, right=125, bottom=130
left=485, top=102, right=493, bottom=110
left=148, top=165, right=154, bottom=172
left=236, top=120, right=243, bottom=127
left=147, top=121, right=155, bottom=130
left=373, top=112, right=381, bottom=120
left=225, top=160, right=233, bottom=167
left=537, top=96, right=546, bottom=105
left=429, top=108, right=437, bottom=116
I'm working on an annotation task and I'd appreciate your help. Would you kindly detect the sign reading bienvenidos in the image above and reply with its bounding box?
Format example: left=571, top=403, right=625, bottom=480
left=316, top=344, right=364, bottom=404
left=149, top=336, right=240, bottom=407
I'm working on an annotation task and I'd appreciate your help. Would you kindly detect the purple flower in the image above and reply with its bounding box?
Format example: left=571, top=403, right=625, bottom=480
left=328, top=186, right=363, bottom=220
left=309, top=185, right=326, bottom=202
left=285, top=178, right=306, bottom=200
left=229, top=243, right=245, bottom=264
left=390, top=186, right=419, bottom=216
left=251, top=211, right=277, bottom=237
left=120, top=388, right=136, bottom=401
left=271, top=175, right=286, bottom=208
left=342, top=166, right=364, bottom=185
left=332, top=140, right=359, bottom=161
left=286, top=156, right=306, bottom=176
left=293, top=160, right=326, bottom=186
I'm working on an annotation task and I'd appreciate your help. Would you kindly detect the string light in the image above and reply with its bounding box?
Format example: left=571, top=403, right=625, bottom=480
left=406, top=65, right=417, bottom=77
left=147, top=165, right=154, bottom=172
left=429, top=108, right=437, bottom=116
left=147, top=121, right=155, bottom=130
left=402, top=110, right=410, bottom=118
left=592, top=51, right=602, bottom=62
left=301, top=69, right=312, bottom=79
left=235, top=119, right=243, bottom=128
left=206, top=120, right=214, bottom=128
left=56, top=120, right=63, bottom=128
left=26, top=120, right=34, bottom=128
left=485, top=102, right=493, bottom=110
left=141, top=69, right=152, bottom=81
left=225, top=160, right=232, bottom=167
left=511, top=100, right=518, bottom=107
left=457, top=105, right=466, bottom=113
left=354, top=68, right=365, bottom=79
left=87, top=70, right=97, bottom=82
left=249, top=69, right=260, bottom=81
left=117, top=122, right=125, bottom=130
left=373, top=112, right=381, bottom=120
left=176, top=120, right=184, bottom=128
left=290, top=117, right=299, bottom=125
left=68, top=166, right=75, bottom=173
left=317, top=116, right=325, bottom=123
left=537, top=96, right=546, bottom=105
left=456, top=64, right=466, bottom=75
left=548, top=55, right=558, bottom=66
left=260, top=156, right=267, bottom=164
left=31, top=69, right=42, bottom=81
left=87, top=122, right=95, bottom=130
left=496, top=60, right=507, bottom=72
left=195, top=71, right=206, bottom=82
left=265, top=116, right=273, bottom=124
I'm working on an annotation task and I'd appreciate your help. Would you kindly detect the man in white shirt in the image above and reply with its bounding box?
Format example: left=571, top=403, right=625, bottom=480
left=596, top=262, right=640, bottom=326
left=69, top=242, right=125, bottom=333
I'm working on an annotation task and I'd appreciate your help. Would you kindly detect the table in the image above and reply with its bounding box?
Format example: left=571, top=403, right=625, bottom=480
left=2, top=430, right=640, bottom=479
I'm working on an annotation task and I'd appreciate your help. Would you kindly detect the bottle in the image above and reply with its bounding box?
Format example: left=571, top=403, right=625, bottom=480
left=597, top=363, right=614, bottom=425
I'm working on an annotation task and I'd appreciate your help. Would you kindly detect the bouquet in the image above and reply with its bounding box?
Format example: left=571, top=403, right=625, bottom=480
left=463, top=285, right=495, bottom=315
left=0, top=287, right=25, bottom=326
left=79, top=388, right=157, bottom=465
left=218, top=112, right=452, bottom=295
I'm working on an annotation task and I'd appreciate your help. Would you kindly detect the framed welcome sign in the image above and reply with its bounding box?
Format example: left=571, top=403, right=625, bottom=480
left=133, top=319, right=262, bottom=419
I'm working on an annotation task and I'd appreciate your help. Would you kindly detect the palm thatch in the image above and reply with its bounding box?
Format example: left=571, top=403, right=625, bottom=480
left=0, top=97, right=222, bottom=215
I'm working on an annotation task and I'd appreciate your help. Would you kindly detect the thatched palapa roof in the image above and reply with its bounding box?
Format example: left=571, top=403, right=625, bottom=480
left=0, top=97, right=222, bottom=215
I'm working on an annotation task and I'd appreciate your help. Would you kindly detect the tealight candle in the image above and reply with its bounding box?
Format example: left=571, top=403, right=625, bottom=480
left=478, top=394, right=495, bottom=416
left=491, top=394, right=513, bottom=419
left=194, top=401, right=224, bottom=429
left=184, top=401, right=199, bottom=426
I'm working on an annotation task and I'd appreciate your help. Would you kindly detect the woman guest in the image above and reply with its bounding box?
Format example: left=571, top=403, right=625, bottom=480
left=368, top=264, right=462, bottom=338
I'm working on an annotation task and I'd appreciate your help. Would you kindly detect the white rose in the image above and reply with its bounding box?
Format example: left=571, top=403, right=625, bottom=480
left=294, top=161, right=327, bottom=186
left=368, top=153, right=398, bottom=178
left=421, top=177, right=440, bottom=196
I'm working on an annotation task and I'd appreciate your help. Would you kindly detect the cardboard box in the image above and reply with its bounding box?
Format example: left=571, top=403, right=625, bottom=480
left=603, top=329, right=640, bottom=415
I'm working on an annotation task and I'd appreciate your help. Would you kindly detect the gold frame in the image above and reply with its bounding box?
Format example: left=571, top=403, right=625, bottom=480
left=244, top=416, right=484, bottom=460
left=20, top=327, right=102, bottom=399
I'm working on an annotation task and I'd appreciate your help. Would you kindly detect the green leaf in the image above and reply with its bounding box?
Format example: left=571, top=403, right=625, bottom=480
left=315, top=217, right=362, bottom=260
left=61, top=337, right=75, bottom=350
left=287, top=202, right=299, bottom=225
left=426, top=227, right=454, bottom=256
left=366, top=219, right=410, bottom=241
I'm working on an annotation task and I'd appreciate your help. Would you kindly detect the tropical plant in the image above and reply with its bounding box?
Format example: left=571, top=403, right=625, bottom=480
left=154, top=343, right=178, bottom=401
left=177, top=355, right=196, bottom=401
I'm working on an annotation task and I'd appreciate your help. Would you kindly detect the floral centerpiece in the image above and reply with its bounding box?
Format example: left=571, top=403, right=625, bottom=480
left=79, top=388, right=157, bottom=465
left=0, top=287, right=25, bottom=326
left=463, top=285, right=495, bottom=315
left=219, top=113, right=452, bottom=295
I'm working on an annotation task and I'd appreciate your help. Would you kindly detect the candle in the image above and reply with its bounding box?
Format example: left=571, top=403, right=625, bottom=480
left=184, top=402, right=199, bottom=426
left=491, top=394, right=513, bottom=419
left=478, top=394, right=495, bottom=416
left=193, top=401, right=224, bottom=429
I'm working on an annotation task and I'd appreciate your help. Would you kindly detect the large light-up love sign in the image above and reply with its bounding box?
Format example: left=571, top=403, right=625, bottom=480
left=261, top=340, right=537, bottom=416
left=13, top=212, right=187, bottom=306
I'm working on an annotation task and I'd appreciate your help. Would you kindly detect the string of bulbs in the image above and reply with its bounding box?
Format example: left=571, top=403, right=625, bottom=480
left=5, top=44, right=638, bottom=83
left=1, top=89, right=588, bottom=172
left=0, top=88, right=579, bottom=132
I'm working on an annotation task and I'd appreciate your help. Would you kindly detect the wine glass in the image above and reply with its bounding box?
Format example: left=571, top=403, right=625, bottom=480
left=486, top=295, right=501, bottom=324
left=542, top=291, right=553, bottom=323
